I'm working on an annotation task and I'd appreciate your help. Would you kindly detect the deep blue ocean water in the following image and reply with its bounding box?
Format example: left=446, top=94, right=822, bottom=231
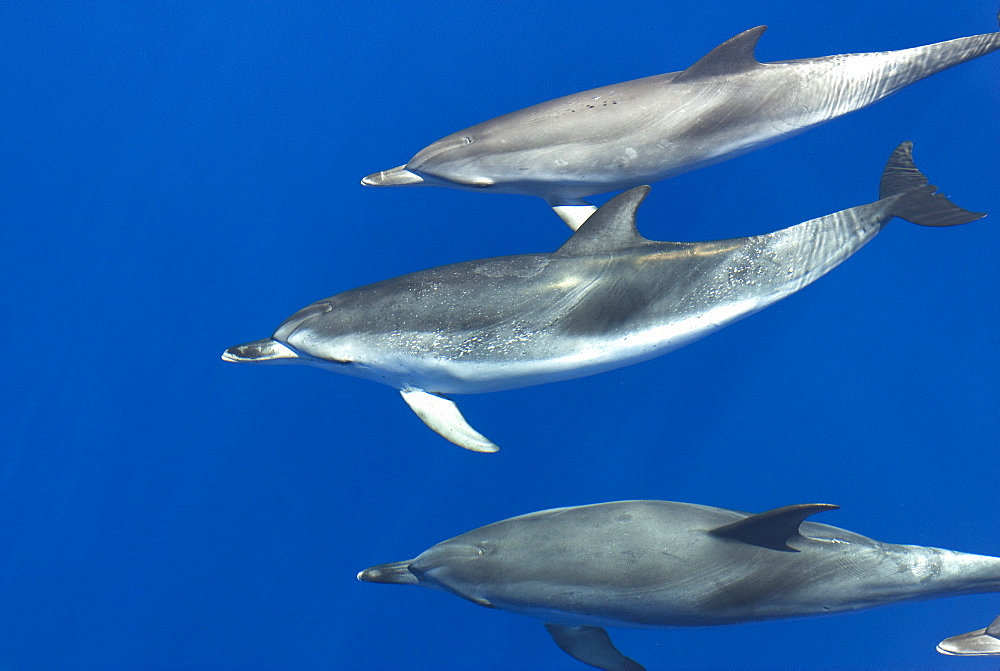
left=1, top=2, right=998, bottom=669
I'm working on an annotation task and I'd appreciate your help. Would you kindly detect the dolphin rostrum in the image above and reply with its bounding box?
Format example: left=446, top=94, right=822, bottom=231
left=362, top=25, right=1000, bottom=229
left=358, top=499, right=1000, bottom=670
left=224, top=143, right=984, bottom=452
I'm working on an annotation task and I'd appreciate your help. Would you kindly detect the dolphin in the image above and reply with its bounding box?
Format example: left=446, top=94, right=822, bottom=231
left=224, top=143, right=985, bottom=452
left=362, top=24, right=1000, bottom=229
left=358, top=499, right=1000, bottom=670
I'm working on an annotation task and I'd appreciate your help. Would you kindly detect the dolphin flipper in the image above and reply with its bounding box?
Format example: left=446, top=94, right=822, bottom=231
left=544, top=624, right=645, bottom=671
left=546, top=198, right=599, bottom=230
left=399, top=389, right=499, bottom=453
left=938, top=614, right=1000, bottom=656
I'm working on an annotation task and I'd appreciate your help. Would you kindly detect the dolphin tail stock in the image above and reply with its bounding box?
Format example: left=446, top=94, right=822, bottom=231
left=868, top=29, right=1000, bottom=97
left=937, top=614, right=1000, bottom=656
left=877, top=142, right=986, bottom=227
left=399, top=388, right=500, bottom=453
left=544, top=624, right=646, bottom=671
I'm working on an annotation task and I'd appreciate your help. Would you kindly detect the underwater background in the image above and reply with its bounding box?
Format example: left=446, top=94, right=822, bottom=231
left=1, top=1, right=998, bottom=669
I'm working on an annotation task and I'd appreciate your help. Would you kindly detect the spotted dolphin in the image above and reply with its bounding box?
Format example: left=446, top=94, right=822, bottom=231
left=224, top=143, right=984, bottom=452
left=362, top=25, right=1000, bottom=229
left=358, top=499, right=1000, bottom=670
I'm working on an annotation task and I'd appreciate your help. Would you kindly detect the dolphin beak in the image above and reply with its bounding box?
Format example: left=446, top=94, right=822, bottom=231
left=361, top=165, right=425, bottom=187
left=357, top=560, right=420, bottom=585
left=221, top=338, right=299, bottom=363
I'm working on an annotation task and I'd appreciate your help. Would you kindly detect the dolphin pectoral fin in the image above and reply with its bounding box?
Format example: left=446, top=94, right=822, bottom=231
left=544, top=624, right=645, bottom=671
left=546, top=198, right=598, bottom=231
left=937, top=614, right=1000, bottom=656
left=709, top=503, right=839, bottom=552
left=672, top=25, right=766, bottom=83
left=361, top=165, right=425, bottom=187
left=399, top=389, right=499, bottom=453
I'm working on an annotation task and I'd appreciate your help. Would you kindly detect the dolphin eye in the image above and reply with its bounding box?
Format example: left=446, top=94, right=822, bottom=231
left=462, top=136, right=474, bottom=145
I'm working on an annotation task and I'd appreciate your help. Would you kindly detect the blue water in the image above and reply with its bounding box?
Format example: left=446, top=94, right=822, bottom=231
left=1, top=2, right=997, bottom=669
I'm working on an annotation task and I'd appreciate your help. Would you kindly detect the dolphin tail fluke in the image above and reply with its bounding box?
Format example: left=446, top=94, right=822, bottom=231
left=544, top=624, right=645, bottom=671
left=399, top=389, right=500, bottom=453
left=546, top=197, right=599, bottom=231
left=937, top=614, right=1000, bottom=656
left=879, top=142, right=986, bottom=227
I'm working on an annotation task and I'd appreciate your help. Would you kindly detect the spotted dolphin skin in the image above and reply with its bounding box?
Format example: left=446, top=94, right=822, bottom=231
left=358, top=499, right=1000, bottom=670
left=224, top=143, right=984, bottom=452
left=362, top=25, right=1000, bottom=229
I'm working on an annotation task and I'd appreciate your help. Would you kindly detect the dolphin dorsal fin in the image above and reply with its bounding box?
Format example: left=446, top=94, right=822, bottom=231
left=672, top=26, right=767, bottom=83
left=553, top=186, right=651, bottom=257
left=709, top=503, right=839, bottom=552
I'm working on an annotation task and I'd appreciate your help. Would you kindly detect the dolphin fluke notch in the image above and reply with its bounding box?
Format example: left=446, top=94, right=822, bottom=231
left=709, top=503, right=840, bottom=552
left=544, top=624, right=645, bottom=671
left=937, top=614, right=1000, bottom=656
left=221, top=338, right=299, bottom=363
left=361, top=165, right=425, bottom=187
left=879, top=141, right=987, bottom=226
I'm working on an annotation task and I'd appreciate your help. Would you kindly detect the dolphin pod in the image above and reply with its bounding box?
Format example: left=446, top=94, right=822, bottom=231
left=222, top=15, right=998, bottom=668
left=223, top=143, right=984, bottom=453
left=361, top=25, right=1000, bottom=229
left=358, top=500, right=1000, bottom=670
